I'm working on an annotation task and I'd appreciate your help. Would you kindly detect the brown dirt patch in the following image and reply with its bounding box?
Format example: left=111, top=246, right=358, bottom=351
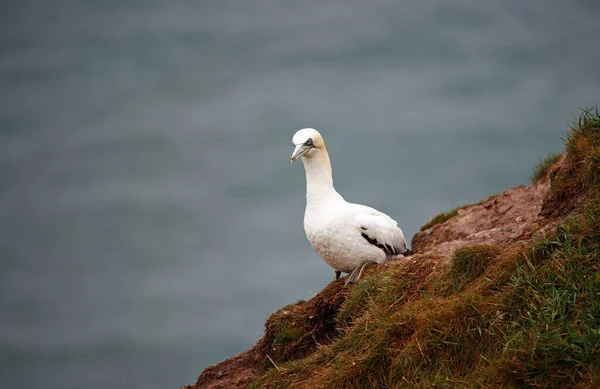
left=411, top=174, right=552, bottom=267
left=182, top=345, right=262, bottom=389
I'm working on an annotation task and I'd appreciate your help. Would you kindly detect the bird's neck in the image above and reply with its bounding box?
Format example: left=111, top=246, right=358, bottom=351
left=302, top=147, right=343, bottom=207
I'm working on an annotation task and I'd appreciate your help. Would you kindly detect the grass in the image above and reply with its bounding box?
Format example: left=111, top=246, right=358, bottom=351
left=420, top=205, right=469, bottom=231
left=442, top=244, right=500, bottom=294
left=250, top=107, right=600, bottom=389
left=496, top=216, right=600, bottom=387
left=531, top=152, right=562, bottom=183
left=541, top=106, right=600, bottom=219
left=564, top=106, right=600, bottom=190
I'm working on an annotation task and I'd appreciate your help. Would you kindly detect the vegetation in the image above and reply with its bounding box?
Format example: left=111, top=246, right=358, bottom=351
left=531, top=152, right=562, bottom=183
left=420, top=205, right=469, bottom=231
left=261, top=283, right=345, bottom=364
left=250, top=108, right=600, bottom=388
left=442, top=244, right=500, bottom=294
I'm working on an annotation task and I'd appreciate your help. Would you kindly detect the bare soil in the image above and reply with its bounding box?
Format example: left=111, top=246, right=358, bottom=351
left=410, top=174, right=552, bottom=265
left=182, top=346, right=263, bottom=389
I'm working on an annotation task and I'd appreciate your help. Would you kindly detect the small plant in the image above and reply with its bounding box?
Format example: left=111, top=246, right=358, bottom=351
left=530, top=152, right=562, bottom=183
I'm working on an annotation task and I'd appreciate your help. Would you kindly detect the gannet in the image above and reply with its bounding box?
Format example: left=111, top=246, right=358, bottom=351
left=291, top=128, right=412, bottom=285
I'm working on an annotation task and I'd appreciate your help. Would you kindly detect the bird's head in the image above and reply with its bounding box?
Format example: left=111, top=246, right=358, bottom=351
left=290, top=128, right=325, bottom=163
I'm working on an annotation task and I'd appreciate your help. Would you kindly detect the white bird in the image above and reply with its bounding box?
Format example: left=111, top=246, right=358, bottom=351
left=291, top=128, right=412, bottom=285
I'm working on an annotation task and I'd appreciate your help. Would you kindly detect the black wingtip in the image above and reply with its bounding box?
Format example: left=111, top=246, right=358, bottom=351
left=404, top=248, right=414, bottom=256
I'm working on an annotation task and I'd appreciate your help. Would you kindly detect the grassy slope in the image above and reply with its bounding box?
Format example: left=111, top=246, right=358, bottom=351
left=251, top=108, right=600, bottom=389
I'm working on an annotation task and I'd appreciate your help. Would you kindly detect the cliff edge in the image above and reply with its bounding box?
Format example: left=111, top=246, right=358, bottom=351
left=184, top=108, right=600, bottom=389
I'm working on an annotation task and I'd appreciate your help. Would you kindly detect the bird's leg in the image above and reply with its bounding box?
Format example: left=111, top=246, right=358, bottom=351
left=345, top=261, right=376, bottom=286
left=334, top=270, right=342, bottom=280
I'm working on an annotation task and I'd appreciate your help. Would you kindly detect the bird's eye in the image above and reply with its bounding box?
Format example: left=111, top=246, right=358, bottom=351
left=306, top=138, right=313, bottom=146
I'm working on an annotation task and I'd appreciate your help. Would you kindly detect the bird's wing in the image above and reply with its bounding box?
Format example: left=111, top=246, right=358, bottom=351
left=353, top=209, right=408, bottom=256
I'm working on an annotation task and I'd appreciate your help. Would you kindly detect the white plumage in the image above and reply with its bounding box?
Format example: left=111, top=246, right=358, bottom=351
left=291, top=128, right=411, bottom=285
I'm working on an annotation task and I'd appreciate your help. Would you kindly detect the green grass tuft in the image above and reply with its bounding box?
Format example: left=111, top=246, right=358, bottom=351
left=565, top=106, right=600, bottom=190
left=443, top=244, right=500, bottom=294
left=421, top=205, right=468, bottom=231
left=540, top=106, right=600, bottom=219
left=531, top=152, right=562, bottom=183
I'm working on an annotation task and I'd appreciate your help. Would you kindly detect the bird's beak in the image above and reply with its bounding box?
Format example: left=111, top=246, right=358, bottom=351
left=290, top=144, right=311, bottom=163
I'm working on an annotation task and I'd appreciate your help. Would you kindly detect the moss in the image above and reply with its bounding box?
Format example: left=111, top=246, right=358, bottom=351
left=531, top=152, right=562, bottom=183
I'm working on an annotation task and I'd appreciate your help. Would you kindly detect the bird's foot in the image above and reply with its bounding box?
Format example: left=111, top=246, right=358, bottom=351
left=334, top=270, right=342, bottom=280
left=345, top=261, right=376, bottom=286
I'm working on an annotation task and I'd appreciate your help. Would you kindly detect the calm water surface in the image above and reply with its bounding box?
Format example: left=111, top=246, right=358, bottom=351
left=1, top=1, right=599, bottom=388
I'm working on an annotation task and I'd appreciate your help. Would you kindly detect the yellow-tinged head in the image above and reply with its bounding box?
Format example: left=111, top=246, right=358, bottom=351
left=290, top=128, right=325, bottom=163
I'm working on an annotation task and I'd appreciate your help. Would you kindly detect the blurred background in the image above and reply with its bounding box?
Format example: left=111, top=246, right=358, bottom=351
left=1, top=0, right=599, bottom=388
